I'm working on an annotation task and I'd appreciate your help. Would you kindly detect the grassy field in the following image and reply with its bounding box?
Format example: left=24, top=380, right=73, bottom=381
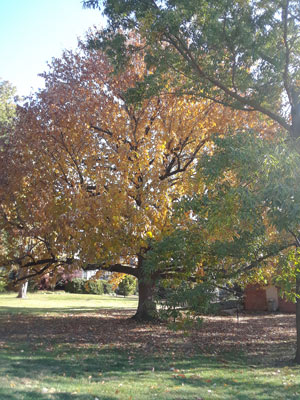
left=0, top=292, right=138, bottom=315
left=0, top=292, right=300, bottom=400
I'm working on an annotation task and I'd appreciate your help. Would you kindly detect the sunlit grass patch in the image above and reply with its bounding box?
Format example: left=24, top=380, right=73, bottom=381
left=0, top=292, right=138, bottom=315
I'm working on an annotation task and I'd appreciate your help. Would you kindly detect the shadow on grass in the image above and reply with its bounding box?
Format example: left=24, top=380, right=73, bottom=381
left=0, top=312, right=297, bottom=364
left=0, top=388, right=115, bottom=400
left=1, top=346, right=300, bottom=400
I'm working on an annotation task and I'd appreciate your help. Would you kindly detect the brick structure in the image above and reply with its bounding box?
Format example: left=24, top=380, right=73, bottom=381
left=278, top=296, right=296, bottom=313
left=244, top=285, right=267, bottom=311
left=244, top=284, right=296, bottom=313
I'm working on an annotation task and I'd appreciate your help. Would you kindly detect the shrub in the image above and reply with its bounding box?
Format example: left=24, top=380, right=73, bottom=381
left=65, top=278, right=106, bottom=294
left=117, top=275, right=137, bottom=296
left=155, top=281, right=217, bottom=330
left=103, top=281, right=114, bottom=294
left=55, top=279, right=67, bottom=291
left=84, top=279, right=105, bottom=295
left=65, top=278, right=85, bottom=293
left=0, top=279, right=7, bottom=293
left=27, top=280, right=39, bottom=292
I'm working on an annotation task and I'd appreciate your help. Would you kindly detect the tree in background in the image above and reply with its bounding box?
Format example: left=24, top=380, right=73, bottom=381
left=0, top=80, right=28, bottom=298
left=0, top=39, right=264, bottom=319
left=0, top=79, right=17, bottom=143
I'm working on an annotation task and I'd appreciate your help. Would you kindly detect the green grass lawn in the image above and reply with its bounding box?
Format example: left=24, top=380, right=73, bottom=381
left=0, top=292, right=138, bottom=315
left=0, top=292, right=299, bottom=399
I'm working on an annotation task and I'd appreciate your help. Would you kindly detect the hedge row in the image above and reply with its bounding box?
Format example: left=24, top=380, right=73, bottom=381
left=65, top=278, right=114, bottom=295
left=0, top=279, right=6, bottom=293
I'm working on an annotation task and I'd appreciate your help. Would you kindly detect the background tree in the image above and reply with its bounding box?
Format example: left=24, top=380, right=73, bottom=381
left=0, top=80, right=27, bottom=298
left=0, top=79, right=17, bottom=143
left=0, top=40, right=264, bottom=319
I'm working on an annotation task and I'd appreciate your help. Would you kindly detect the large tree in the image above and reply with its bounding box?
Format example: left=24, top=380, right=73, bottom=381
left=0, top=42, right=262, bottom=319
left=83, top=0, right=300, bottom=360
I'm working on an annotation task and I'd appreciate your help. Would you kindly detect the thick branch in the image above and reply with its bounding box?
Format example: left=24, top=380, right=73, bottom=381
left=91, top=125, right=113, bottom=136
left=84, top=262, right=139, bottom=277
left=15, top=263, right=55, bottom=283
left=3, top=257, right=58, bottom=269
left=159, top=139, right=205, bottom=180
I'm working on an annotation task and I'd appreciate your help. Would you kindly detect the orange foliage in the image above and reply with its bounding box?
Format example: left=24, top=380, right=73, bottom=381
left=0, top=39, right=272, bottom=283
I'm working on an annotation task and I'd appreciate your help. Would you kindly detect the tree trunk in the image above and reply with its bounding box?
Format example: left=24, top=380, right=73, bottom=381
left=291, top=114, right=300, bottom=362
left=17, top=281, right=28, bottom=299
left=295, top=275, right=300, bottom=363
left=291, top=103, right=300, bottom=139
left=132, top=276, right=158, bottom=321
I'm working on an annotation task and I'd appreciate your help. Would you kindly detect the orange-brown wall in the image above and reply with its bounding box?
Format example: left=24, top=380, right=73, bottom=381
left=278, top=297, right=296, bottom=313
left=245, top=285, right=296, bottom=313
left=244, top=285, right=267, bottom=311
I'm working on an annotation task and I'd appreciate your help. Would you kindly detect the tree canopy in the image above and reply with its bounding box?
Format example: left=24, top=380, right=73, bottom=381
left=84, top=0, right=300, bottom=138
left=146, top=131, right=299, bottom=288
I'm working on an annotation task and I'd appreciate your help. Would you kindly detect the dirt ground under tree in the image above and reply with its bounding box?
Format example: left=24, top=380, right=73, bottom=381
left=0, top=310, right=296, bottom=365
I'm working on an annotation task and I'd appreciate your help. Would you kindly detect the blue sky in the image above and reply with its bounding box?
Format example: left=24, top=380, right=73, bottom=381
left=0, top=0, right=104, bottom=97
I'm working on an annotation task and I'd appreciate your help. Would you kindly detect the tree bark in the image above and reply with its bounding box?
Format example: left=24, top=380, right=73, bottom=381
left=293, top=115, right=300, bottom=362
left=291, top=102, right=300, bottom=139
left=132, top=277, right=158, bottom=321
left=17, top=281, right=28, bottom=299
left=295, top=275, right=300, bottom=363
